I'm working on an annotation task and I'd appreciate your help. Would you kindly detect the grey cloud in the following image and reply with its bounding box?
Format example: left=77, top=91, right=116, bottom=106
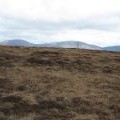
left=0, top=13, right=120, bottom=40
left=2, top=14, right=120, bottom=33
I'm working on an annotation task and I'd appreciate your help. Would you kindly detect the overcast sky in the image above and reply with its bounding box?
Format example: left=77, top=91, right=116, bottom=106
left=0, top=0, right=120, bottom=46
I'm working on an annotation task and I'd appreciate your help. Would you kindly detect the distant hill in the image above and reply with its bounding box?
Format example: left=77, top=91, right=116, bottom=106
left=0, top=39, right=34, bottom=46
left=0, top=40, right=102, bottom=50
left=103, top=46, right=120, bottom=52
left=1, top=39, right=120, bottom=52
left=37, top=41, right=102, bottom=50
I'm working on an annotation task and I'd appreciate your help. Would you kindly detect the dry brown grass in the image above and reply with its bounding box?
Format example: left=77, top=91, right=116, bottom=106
left=0, top=45, right=120, bottom=120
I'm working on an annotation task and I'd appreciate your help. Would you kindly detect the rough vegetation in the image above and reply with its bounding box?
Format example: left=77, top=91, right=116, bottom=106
left=0, top=45, right=120, bottom=120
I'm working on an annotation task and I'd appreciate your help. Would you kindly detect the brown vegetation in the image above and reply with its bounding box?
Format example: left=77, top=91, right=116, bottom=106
left=0, top=45, right=120, bottom=120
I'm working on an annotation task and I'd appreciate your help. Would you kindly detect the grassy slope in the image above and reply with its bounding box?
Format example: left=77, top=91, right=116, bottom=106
left=0, top=46, right=120, bottom=120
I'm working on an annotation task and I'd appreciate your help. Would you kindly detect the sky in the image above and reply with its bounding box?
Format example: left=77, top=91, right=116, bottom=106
left=0, top=0, right=120, bottom=47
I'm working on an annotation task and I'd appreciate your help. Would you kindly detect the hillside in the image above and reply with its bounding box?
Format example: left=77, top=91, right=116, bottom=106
left=1, top=39, right=120, bottom=52
left=37, top=41, right=101, bottom=50
left=0, top=39, right=34, bottom=46
left=104, top=46, right=120, bottom=52
left=0, top=40, right=101, bottom=50
left=0, top=46, right=120, bottom=120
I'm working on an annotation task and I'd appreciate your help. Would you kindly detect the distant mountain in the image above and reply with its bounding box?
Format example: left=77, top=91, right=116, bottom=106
left=0, top=40, right=102, bottom=50
left=0, top=39, right=34, bottom=46
left=1, top=39, right=120, bottom=52
left=103, top=46, right=120, bottom=52
left=37, top=41, right=102, bottom=50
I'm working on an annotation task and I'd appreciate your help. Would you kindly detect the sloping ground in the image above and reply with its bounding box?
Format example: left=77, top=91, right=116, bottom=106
left=0, top=46, right=120, bottom=120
